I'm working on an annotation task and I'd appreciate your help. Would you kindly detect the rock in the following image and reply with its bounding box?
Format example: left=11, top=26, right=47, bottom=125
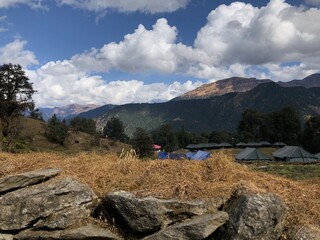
left=0, top=177, right=97, bottom=231
left=14, top=224, right=120, bottom=240
left=287, top=225, right=320, bottom=240
left=0, top=234, right=13, bottom=240
left=216, top=193, right=286, bottom=240
left=96, top=191, right=210, bottom=236
left=0, top=168, right=61, bottom=194
left=143, top=211, right=229, bottom=240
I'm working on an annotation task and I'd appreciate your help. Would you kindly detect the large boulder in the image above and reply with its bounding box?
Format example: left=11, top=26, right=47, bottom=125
left=96, top=191, right=212, bottom=236
left=14, top=224, right=120, bottom=240
left=0, top=177, right=97, bottom=231
left=0, top=168, right=61, bottom=194
left=143, top=212, right=229, bottom=240
left=216, top=193, right=286, bottom=240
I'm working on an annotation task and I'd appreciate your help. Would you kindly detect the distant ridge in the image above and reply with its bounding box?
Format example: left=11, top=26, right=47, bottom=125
left=77, top=104, right=116, bottom=119
left=279, top=73, right=320, bottom=88
left=39, top=104, right=99, bottom=121
left=173, top=73, right=320, bottom=101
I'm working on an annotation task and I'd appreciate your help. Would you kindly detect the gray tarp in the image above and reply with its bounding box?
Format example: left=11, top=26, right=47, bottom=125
left=272, top=146, right=318, bottom=163
left=235, top=147, right=270, bottom=161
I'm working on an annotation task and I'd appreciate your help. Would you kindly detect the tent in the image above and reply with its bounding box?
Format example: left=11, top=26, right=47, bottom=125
left=315, top=152, right=320, bottom=160
left=235, top=148, right=270, bottom=161
left=273, top=142, right=287, bottom=148
left=153, top=144, right=162, bottom=151
left=236, top=142, right=247, bottom=148
left=158, top=152, right=169, bottom=159
left=272, top=146, right=318, bottom=163
left=187, top=150, right=210, bottom=160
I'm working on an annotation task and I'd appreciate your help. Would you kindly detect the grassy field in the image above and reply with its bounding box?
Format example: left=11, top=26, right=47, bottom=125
left=0, top=150, right=319, bottom=235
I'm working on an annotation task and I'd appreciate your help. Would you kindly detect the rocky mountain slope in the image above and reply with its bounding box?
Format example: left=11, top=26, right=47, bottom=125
left=173, top=77, right=272, bottom=101
left=173, top=73, right=320, bottom=101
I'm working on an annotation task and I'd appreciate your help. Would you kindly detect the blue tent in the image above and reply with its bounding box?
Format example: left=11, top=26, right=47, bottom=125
left=188, top=150, right=210, bottom=160
left=158, top=152, right=169, bottom=159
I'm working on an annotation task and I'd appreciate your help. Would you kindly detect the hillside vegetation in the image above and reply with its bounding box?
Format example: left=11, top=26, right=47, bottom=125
left=97, top=83, right=320, bottom=136
left=0, top=151, right=319, bottom=231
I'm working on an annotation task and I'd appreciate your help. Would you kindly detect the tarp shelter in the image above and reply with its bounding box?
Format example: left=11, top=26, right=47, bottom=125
left=273, top=142, right=287, bottom=148
left=158, top=152, right=168, bottom=159
left=153, top=144, right=161, bottom=151
left=272, top=146, right=318, bottom=163
left=187, top=150, right=210, bottom=160
left=236, top=142, right=247, bottom=148
left=235, top=148, right=270, bottom=161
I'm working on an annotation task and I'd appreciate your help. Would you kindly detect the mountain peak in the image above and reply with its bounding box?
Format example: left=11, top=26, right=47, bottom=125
left=172, top=77, right=272, bottom=101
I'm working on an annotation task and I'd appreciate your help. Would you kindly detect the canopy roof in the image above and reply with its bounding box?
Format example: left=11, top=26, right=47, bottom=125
left=272, top=146, right=317, bottom=163
left=235, top=148, right=270, bottom=161
left=187, top=150, right=210, bottom=160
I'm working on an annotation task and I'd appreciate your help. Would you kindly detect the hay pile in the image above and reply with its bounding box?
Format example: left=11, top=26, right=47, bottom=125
left=0, top=150, right=319, bottom=229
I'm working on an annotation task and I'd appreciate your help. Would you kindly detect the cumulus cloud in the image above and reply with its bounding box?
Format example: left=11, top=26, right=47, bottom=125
left=0, top=0, right=45, bottom=9
left=72, top=18, right=178, bottom=73
left=28, top=60, right=203, bottom=107
left=194, top=0, right=320, bottom=67
left=0, top=39, right=38, bottom=67
left=71, top=0, right=320, bottom=82
left=56, top=0, right=190, bottom=13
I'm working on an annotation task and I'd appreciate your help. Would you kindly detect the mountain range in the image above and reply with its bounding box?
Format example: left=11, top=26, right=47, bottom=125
left=38, top=73, right=320, bottom=136
left=173, top=73, right=320, bottom=101
left=95, top=82, right=320, bottom=136
left=39, top=104, right=99, bottom=121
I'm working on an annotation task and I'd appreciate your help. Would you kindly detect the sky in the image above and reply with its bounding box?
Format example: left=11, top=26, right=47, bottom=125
left=0, top=0, right=320, bottom=108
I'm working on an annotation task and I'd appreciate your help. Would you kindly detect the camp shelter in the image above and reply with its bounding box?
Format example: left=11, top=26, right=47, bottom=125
left=153, top=144, right=161, bottom=151
left=235, top=147, right=271, bottom=161
left=216, top=142, right=232, bottom=148
left=185, top=143, right=218, bottom=151
left=273, top=142, right=287, bottom=148
left=236, top=142, right=247, bottom=148
left=246, top=142, right=263, bottom=148
left=315, top=152, right=320, bottom=160
left=158, top=152, right=169, bottom=159
left=259, top=141, right=272, bottom=147
left=272, top=146, right=318, bottom=163
left=187, top=150, right=210, bottom=160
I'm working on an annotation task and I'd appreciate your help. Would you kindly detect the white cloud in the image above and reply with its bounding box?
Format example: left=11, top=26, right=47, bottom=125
left=56, top=0, right=190, bottom=13
left=72, top=18, right=179, bottom=73
left=0, top=0, right=45, bottom=9
left=71, top=0, right=320, bottom=83
left=28, top=60, right=203, bottom=107
left=0, top=39, right=38, bottom=67
left=194, top=0, right=320, bottom=67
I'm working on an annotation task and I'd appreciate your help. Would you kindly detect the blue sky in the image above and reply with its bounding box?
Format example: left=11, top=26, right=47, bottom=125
left=0, top=0, right=319, bottom=107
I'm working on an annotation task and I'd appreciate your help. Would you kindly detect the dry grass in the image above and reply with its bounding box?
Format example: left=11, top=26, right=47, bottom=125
left=0, top=150, right=319, bottom=230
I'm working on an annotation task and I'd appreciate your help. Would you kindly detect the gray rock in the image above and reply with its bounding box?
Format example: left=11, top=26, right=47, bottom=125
left=0, top=177, right=97, bottom=231
left=14, top=224, right=120, bottom=240
left=0, top=168, right=61, bottom=194
left=97, top=191, right=210, bottom=235
left=0, top=234, right=13, bottom=240
left=143, top=211, right=229, bottom=240
left=218, top=193, right=286, bottom=240
left=288, top=226, right=320, bottom=240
